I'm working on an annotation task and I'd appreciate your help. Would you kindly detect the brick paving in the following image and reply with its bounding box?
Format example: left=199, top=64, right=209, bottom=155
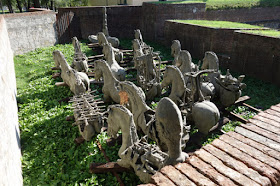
left=140, top=104, right=280, bottom=186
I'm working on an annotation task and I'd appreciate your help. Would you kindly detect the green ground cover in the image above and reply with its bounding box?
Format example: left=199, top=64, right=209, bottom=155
left=151, top=0, right=280, bottom=10
left=15, top=40, right=280, bottom=185
left=239, top=29, right=280, bottom=38
left=172, top=20, right=264, bottom=29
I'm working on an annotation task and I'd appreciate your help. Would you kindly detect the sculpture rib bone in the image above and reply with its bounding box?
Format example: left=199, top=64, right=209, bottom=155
left=70, top=92, right=105, bottom=141
left=53, top=50, right=90, bottom=95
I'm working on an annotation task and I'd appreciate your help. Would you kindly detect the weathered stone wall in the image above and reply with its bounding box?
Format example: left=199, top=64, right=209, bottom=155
left=0, top=16, right=22, bottom=186
left=57, top=6, right=142, bottom=43
left=231, top=31, right=280, bottom=86
left=4, top=11, right=57, bottom=55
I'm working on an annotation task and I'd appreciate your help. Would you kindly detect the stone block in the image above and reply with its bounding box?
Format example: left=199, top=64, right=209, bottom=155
left=252, top=115, right=280, bottom=128
left=212, top=138, right=279, bottom=185
left=160, top=165, right=195, bottom=186
left=203, top=144, right=270, bottom=185
left=220, top=132, right=280, bottom=172
left=194, top=149, right=259, bottom=186
left=151, top=172, right=175, bottom=186
left=175, top=163, right=216, bottom=186
left=235, top=126, right=280, bottom=152
left=187, top=155, right=236, bottom=185
left=226, top=131, right=280, bottom=161
left=265, top=108, right=280, bottom=118
left=241, top=123, right=280, bottom=142
left=260, top=111, right=280, bottom=123
left=248, top=118, right=280, bottom=135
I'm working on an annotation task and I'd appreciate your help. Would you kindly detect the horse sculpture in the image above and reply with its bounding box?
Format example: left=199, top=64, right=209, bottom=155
left=186, top=70, right=220, bottom=135
left=201, top=51, right=246, bottom=107
left=134, top=53, right=161, bottom=100
left=71, top=37, right=88, bottom=73
left=134, top=29, right=153, bottom=54
left=94, top=59, right=120, bottom=103
left=107, top=105, right=138, bottom=157
left=107, top=98, right=189, bottom=183
left=119, top=81, right=153, bottom=135
left=171, top=40, right=197, bottom=72
left=102, top=42, right=126, bottom=81
left=132, top=39, right=144, bottom=61
left=53, top=50, right=90, bottom=95
left=97, top=32, right=123, bottom=63
left=97, top=31, right=119, bottom=48
left=161, top=66, right=188, bottom=106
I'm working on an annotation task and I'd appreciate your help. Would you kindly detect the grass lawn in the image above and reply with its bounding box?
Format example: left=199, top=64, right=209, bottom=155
left=151, top=0, right=280, bottom=10
left=15, top=39, right=280, bottom=185
left=239, top=29, right=280, bottom=38
left=172, top=20, right=265, bottom=29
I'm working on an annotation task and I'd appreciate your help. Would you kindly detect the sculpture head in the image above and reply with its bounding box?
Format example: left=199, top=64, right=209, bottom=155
left=171, top=40, right=181, bottom=57
left=102, top=42, right=113, bottom=60
left=107, top=106, right=122, bottom=139
left=97, top=32, right=108, bottom=46
left=72, top=36, right=81, bottom=53
left=132, top=39, right=141, bottom=51
left=202, top=51, right=219, bottom=70
left=177, top=50, right=192, bottom=68
left=134, top=29, right=143, bottom=42
left=161, top=66, right=172, bottom=89
left=161, top=65, right=184, bottom=90
left=94, top=60, right=107, bottom=81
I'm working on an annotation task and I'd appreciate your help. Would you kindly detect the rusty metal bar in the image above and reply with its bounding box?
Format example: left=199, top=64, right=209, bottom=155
left=96, top=140, right=125, bottom=186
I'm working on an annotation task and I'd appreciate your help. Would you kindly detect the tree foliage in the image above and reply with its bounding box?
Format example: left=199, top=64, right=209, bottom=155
left=1, top=0, right=89, bottom=13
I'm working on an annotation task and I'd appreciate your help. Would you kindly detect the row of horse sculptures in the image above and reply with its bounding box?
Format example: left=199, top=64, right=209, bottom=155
left=52, top=28, right=246, bottom=183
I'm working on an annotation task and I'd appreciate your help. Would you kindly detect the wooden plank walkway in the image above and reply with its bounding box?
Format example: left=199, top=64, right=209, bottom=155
left=140, top=103, right=280, bottom=186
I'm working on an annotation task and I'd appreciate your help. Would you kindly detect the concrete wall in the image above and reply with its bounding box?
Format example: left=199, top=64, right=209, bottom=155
left=0, top=16, right=23, bottom=186
left=4, top=11, right=57, bottom=55
left=57, top=6, right=142, bottom=43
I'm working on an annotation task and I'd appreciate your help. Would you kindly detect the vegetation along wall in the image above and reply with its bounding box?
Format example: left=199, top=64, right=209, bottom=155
left=0, top=16, right=23, bottom=186
left=4, top=10, right=58, bottom=55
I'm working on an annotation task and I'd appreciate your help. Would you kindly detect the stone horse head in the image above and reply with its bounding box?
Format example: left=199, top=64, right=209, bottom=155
left=171, top=40, right=181, bottom=57
left=107, top=105, right=139, bottom=157
left=97, top=32, right=108, bottom=46
left=134, top=29, right=143, bottom=43
left=201, top=51, right=219, bottom=71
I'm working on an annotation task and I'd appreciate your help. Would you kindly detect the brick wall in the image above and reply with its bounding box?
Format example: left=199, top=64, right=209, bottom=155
left=231, top=31, right=280, bottom=86
left=164, top=21, right=260, bottom=66
left=57, top=5, right=280, bottom=44
left=4, top=11, right=57, bottom=55
left=0, top=16, right=22, bottom=186
left=57, top=6, right=142, bottom=43
left=141, top=2, right=206, bottom=42
left=164, top=20, right=280, bottom=86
